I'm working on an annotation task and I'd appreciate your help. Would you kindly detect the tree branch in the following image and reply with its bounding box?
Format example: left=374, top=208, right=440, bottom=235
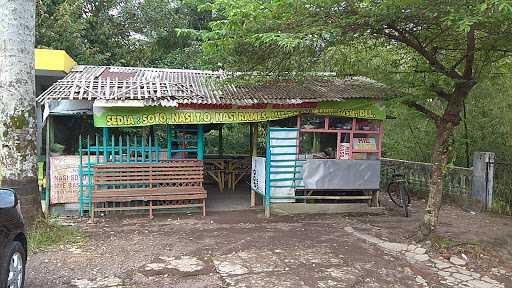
left=381, top=25, right=465, bottom=82
left=403, top=100, right=441, bottom=122
left=431, top=86, right=451, bottom=101
left=463, top=27, right=476, bottom=80
left=450, top=55, right=466, bottom=71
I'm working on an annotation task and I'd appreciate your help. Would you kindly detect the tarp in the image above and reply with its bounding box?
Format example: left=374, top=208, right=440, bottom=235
left=93, top=99, right=385, bottom=127
left=43, top=100, right=93, bottom=123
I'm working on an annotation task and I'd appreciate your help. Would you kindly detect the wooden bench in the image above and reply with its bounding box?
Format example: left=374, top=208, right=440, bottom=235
left=91, top=160, right=206, bottom=221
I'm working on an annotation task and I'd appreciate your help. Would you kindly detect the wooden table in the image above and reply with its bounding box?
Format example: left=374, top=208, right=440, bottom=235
left=205, top=156, right=251, bottom=192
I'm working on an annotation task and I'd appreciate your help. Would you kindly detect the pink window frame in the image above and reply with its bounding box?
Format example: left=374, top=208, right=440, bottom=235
left=296, top=114, right=383, bottom=160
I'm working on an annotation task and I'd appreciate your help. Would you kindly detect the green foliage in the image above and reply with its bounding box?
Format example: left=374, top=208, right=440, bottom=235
left=205, top=124, right=251, bottom=155
left=203, top=0, right=512, bottom=89
left=36, top=0, right=215, bottom=68
left=202, top=2, right=512, bottom=151
left=384, top=76, right=512, bottom=167
left=28, top=217, right=87, bottom=252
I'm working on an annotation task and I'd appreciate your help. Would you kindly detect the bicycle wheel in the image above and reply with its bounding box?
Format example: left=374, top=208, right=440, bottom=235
left=386, top=181, right=402, bottom=207
left=400, top=184, right=410, bottom=217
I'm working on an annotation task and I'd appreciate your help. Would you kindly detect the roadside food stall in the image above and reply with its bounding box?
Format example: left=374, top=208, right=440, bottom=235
left=37, top=65, right=390, bottom=218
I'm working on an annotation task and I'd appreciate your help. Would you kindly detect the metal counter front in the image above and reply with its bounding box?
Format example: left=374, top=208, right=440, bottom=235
left=302, top=159, right=380, bottom=190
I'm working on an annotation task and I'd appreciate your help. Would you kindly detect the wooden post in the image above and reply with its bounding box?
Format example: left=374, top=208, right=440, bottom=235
left=218, top=124, right=224, bottom=157
left=44, top=115, right=52, bottom=214
left=250, top=123, right=258, bottom=207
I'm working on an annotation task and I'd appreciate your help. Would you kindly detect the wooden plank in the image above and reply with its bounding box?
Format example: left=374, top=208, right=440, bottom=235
left=93, top=171, right=203, bottom=177
left=93, top=195, right=206, bottom=201
left=94, top=178, right=203, bottom=184
left=94, top=186, right=206, bottom=195
left=94, top=179, right=204, bottom=185
left=93, top=166, right=204, bottom=172
left=94, top=173, right=203, bottom=178
left=94, top=173, right=204, bottom=179
left=94, top=162, right=203, bottom=169
left=94, top=169, right=203, bottom=174
left=94, top=203, right=203, bottom=212
left=92, top=191, right=206, bottom=198
left=271, top=203, right=386, bottom=215
left=292, top=195, right=372, bottom=200
left=92, top=189, right=206, bottom=196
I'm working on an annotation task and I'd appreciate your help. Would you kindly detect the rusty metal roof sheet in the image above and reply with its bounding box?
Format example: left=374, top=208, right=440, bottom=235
left=37, top=65, right=392, bottom=106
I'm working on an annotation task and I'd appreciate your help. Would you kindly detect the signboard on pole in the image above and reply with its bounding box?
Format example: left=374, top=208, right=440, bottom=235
left=50, top=156, right=82, bottom=204
left=251, top=157, right=266, bottom=195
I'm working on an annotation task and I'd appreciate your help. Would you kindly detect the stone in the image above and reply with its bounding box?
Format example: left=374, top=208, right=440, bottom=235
left=481, top=276, right=499, bottom=285
left=215, top=261, right=249, bottom=276
left=71, top=277, right=123, bottom=288
left=378, top=242, right=408, bottom=253
left=452, top=272, right=473, bottom=281
left=413, top=254, right=430, bottom=262
left=344, top=226, right=354, bottom=233
left=414, top=247, right=427, bottom=255
left=415, top=275, right=427, bottom=285
left=466, top=279, right=497, bottom=288
left=450, top=256, right=467, bottom=266
left=71, top=279, right=94, bottom=288
left=432, top=259, right=452, bottom=270
left=145, top=263, right=166, bottom=270
left=164, top=256, right=204, bottom=272
left=95, top=276, right=123, bottom=287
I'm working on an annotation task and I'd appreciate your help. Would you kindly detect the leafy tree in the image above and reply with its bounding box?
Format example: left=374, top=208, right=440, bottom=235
left=36, top=0, right=214, bottom=68
left=203, top=0, right=512, bottom=239
left=36, top=0, right=137, bottom=65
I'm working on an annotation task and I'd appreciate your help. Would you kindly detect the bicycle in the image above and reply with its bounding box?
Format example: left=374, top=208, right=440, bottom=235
left=386, top=173, right=410, bottom=217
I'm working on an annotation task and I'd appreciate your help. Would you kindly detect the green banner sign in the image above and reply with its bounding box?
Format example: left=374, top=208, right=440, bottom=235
left=93, top=99, right=385, bottom=127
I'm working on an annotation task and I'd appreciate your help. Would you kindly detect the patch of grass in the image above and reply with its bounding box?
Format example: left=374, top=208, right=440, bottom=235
left=28, top=217, right=87, bottom=252
left=431, top=234, right=484, bottom=260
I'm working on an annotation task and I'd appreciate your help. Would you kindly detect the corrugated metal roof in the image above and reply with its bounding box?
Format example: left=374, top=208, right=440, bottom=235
left=37, top=65, right=391, bottom=106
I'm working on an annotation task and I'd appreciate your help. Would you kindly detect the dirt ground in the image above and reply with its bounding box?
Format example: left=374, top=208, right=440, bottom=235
left=26, top=201, right=512, bottom=288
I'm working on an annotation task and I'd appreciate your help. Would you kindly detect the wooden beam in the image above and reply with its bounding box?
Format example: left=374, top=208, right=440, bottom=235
left=44, top=115, right=52, bottom=215
left=218, top=124, right=224, bottom=157
left=250, top=122, right=258, bottom=207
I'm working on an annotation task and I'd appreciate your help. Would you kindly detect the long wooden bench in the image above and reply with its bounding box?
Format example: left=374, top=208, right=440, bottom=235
left=91, top=160, right=206, bottom=221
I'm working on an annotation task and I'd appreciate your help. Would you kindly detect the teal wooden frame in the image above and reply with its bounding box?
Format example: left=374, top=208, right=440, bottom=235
left=264, top=127, right=304, bottom=217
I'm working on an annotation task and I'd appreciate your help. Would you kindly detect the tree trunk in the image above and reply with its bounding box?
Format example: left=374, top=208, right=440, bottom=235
left=417, top=120, right=454, bottom=240
left=417, top=88, right=469, bottom=241
left=0, top=0, right=42, bottom=224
